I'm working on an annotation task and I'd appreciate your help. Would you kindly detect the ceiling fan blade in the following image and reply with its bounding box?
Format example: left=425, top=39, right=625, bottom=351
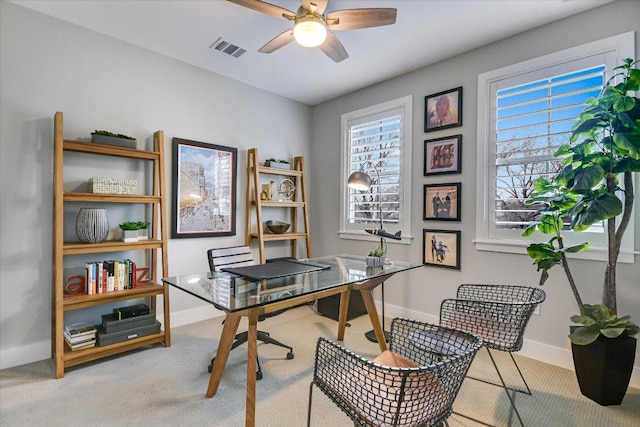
left=227, top=0, right=295, bottom=20
left=319, top=30, right=348, bottom=63
left=326, top=8, right=397, bottom=31
left=302, top=0, right=329, bottom=15
left=258, top=29, right=295, bottom=53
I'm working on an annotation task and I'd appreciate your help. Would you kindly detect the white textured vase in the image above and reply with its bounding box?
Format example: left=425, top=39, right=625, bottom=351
left=76, top=208, right=109, bottom=243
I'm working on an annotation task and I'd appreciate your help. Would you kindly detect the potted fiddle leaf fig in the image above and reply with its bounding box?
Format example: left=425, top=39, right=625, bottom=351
left=523, top=58, right=639, bottom=406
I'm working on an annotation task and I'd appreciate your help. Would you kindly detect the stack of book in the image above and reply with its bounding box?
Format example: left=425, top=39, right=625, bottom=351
left=64, top=321, right=97, bottom=351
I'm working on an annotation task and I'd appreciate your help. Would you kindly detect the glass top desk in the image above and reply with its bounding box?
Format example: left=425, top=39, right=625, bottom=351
left=163, top=254, right=422, bottom=427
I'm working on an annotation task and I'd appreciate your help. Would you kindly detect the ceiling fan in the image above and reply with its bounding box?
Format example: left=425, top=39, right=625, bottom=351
left=227, top=0, right=397, bottom=63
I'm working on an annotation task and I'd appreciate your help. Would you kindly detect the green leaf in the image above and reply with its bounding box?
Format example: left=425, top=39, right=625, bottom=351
left=600, top=327, right=625, bottom=339
left=569, top=325, right=600, bottom=345
left=570, top=165, right=604, bottom=191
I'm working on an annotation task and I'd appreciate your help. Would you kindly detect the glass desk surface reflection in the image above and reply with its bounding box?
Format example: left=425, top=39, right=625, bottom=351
left=163, top=254, right=422, bottom=313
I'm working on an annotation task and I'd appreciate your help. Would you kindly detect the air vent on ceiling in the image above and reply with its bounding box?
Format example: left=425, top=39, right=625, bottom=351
left=209, top=37, right=246, bottom=58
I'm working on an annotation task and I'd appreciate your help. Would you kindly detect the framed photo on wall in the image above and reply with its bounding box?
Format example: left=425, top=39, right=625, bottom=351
left=423, top=229, right=461, bottom=270
left=423, top=183, right=461, bottom=221
left=171, top=137, right=237, bottom=238
left=424, top=135, right=462, bottom=176
left=424, top=86, right=462, bottom=132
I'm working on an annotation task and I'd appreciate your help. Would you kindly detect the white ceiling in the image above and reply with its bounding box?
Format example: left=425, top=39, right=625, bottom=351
left=13, top=0, right=610, bottom=106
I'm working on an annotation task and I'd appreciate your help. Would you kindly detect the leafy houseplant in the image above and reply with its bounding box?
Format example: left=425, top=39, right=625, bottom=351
left=523, top=58, right=639, bottom=405
left=91, top=130, right=137, bottom=149
left=523, top=58, right=639, bottom=343
left=92, top=130, right=136, bottom=140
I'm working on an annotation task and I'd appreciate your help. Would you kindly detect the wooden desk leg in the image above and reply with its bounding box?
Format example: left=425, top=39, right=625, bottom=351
left=206, top=313, right=241, bottom=398
left=336, top=288, right=351, bottom=341
left=245, top=309, right=259, bottom=427
left=360, top=288, right=388, bottom=352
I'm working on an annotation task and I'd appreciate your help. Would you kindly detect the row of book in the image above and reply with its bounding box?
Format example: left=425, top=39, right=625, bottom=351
left=84, top=259, right=138, bottom=295
left=64, top=321, right=97, bottom=351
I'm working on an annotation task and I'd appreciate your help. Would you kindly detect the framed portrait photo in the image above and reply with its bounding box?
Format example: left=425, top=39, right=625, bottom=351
left=423, top=229, right=461, bottom=270
left=423, top=183, right=461, bottom=221
left=171, top=137, right=237, bottom=239
left=424, top=135, right=462, bottom=176
left=424, top=86, right=462, bottom=132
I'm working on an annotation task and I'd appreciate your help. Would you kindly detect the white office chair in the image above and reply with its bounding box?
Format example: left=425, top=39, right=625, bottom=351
left=207, top=246, right=294, bottom=380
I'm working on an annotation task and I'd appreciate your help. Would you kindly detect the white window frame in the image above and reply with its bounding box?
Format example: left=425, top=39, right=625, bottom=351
left=475, top=32, right=636, bottom=262
left=339, top=95, right=413, bottom=244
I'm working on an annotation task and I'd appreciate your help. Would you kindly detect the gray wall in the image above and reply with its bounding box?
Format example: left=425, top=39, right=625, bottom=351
left=309, top=0, right=640, bottom=385
left=0, top=1, right=311, bottom=368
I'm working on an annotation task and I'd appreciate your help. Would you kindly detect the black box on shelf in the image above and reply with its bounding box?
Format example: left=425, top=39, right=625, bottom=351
left=101, top=311, right=156, bottom=334
left=97, top=320, right=161, bottom=346
left=113, top=303, right=149, bottom=320
left=316, top=290, right=367, bottom=321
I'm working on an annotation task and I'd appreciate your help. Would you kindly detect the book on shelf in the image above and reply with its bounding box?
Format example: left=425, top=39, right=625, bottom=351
left=64, top=330, right=96, bottom=345
left=66, top=338, right=97, bottom=351
left=64, top=321, right=97, bottom=337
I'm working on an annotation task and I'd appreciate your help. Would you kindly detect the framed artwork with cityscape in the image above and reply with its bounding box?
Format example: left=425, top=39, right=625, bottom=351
left=171, top=137, right=237, bottom=238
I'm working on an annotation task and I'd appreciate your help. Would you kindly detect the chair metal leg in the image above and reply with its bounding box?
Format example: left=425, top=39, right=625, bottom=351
left=208, top=329, right=294, bottom=376
left=307, top=382, right=314, bottom=427
left=453, top=347, right=529, bottom=427
left=485, top=347, right=526, bottom=427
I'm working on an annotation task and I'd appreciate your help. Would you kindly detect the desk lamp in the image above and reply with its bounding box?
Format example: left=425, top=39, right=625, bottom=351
left=347, top=161, right=401, bottom=343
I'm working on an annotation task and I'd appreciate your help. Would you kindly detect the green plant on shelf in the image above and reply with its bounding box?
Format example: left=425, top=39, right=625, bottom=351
left=119, top=221, right=145, bottom=230
left=368, top=246, right=384, bottom=257
left=92, top=130, right=136, bottom=140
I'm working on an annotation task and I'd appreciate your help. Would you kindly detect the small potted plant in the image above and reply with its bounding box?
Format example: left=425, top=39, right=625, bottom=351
left=265, top=158, right=291, bottom=170
left=119, top=221, right=141, bottom=242
left=366, top=246, right=386, bottom=267
left=91, top=130, right=137, bottom=149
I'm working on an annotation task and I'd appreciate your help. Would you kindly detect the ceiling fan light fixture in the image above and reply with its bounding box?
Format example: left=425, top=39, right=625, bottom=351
left=293, top=16, right=327, bottom=47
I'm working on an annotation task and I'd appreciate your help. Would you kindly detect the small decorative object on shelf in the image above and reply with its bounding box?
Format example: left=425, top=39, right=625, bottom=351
left=266, top=220, right=290, bottom=234
left=119, top=221, right=145, bottom=242
left=91, top=130, right=137, bottom=149
left=88, top=177, right=137, bottom=194
left=76, top=208, right=109, bottom=243
left=260, top=180, right=275, bottom=200
left=265, top=158, right=291, bottom=169
left=277, top=178, right=296, bottom=201
left=366, top=246, right=386, bottom=267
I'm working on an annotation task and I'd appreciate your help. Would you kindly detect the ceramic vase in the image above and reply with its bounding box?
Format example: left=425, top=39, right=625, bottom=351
left=76, top=208, right=109, bottom=243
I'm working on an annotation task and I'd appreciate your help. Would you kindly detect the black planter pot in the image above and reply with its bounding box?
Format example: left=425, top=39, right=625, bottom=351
left=571, top=329, right=636, bottom=406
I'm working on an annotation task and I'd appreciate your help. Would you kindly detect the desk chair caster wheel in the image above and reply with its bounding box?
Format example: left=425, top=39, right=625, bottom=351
left=286, top=352, right=294, bottom=360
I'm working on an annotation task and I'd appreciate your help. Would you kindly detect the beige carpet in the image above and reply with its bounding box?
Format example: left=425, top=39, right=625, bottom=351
left=1, top=305, right=638, bottom=426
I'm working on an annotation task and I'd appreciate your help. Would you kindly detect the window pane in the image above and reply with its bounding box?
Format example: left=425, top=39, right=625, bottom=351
left=492, top=64, right=605, bottom=229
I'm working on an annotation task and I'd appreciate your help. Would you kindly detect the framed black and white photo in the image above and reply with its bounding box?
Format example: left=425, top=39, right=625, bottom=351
left=423, top=229, right=461, bottom=270
left=423, top=183, right=461, bottom=221
left=171, top=137, right=237, bottom=238
left=424, top=135, right=462, bottom=176
left=424, top=86, right=462, bottom=132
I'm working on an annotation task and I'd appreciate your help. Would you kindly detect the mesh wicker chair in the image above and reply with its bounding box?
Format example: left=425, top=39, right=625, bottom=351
left=439, top=284, right=546, bottom=427
left=207, top=246, right=294, bottom=379
left=307, top=318, right=483, bottom=427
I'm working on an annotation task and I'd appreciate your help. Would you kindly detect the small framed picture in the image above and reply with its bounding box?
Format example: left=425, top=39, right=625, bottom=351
left=424, top=86, right=462, bottom=132
left=424, top=135, right=462, bottom=176
left=423, top=229, right=461, bottom=270
left=423, top=183, right=461, bottom=221
left=171, top=137, right=237, bottom=239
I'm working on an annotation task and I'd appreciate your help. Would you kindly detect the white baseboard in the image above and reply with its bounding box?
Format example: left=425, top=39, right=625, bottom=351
left=2, top=304, right=638, bottom=390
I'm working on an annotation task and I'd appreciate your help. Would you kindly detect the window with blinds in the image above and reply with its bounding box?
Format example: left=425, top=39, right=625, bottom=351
left=348, top=115, right=401, bottom=225
left=340, top=95, right=412, bottom=242
left=492, top=64, right=605, bottom=230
